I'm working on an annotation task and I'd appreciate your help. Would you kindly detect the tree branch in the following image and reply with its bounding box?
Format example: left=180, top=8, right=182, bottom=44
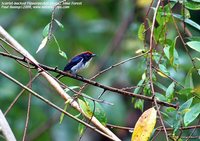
left=0, top=26, right=120, bottom=141
left=0, top=110, right=16, bottom=141
left=0, top=70, right=116, bottom=141
left=0, top=51, right=177, bottom=108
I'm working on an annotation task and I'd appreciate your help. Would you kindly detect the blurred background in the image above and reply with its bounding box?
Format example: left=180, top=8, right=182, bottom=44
left=0, top=0, right=200, bottom=141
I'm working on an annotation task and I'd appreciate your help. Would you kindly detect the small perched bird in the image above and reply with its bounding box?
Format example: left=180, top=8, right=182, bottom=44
left=56, top=51, right=96, bottom=78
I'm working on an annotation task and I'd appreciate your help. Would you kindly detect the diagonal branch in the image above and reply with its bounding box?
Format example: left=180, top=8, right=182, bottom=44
left=0, top=51, right=177, bottom=108
left=0, top=26, right=121, bottom=141
left=0, top=110, right=16, bottom=141
left=0, top=70, right=116, bottom=141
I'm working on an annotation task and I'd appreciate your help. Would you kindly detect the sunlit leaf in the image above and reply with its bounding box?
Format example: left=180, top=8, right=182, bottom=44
left=131, top=108, right=157, bottom=141
left=185, top=1, right=200, bottom=10
left=158, top=64, right=170, bottom=77
left=193, top=85, right=200, bottom=95
left=84, top=98, right=107, bottom=125
left=78, top=122, right=86, bottom=135
left=186, top=41, right=200, bottom=52
left=53, top=34, right=68, bottom=59
left=184, top=103, right=200, bottom=126
left=181, top=8, right=190, bottom=18
left=138, top=23, right=145, bottom=41
left=136, top=0, right=152, bottom=7
left=36, top=37, right=48, bottom=53
left=64, top=86, right=79, bottom=93
left=59, top=100, right=70, bottom=124
left=178, top=88, right=193, bottom=97
left=78, top=99, right=93, bottom=117
left=54, top=19, right=64, bottom=29
left=59, top=49, right=67, bottom=59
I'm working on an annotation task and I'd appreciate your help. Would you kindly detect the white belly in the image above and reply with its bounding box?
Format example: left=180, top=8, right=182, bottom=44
left=70, top=59, right=91, bottom=74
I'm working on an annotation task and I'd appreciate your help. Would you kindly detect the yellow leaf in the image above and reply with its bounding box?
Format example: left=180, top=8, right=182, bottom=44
left=157, top=71, right=167, bottom=78
left=131, top=107, right=157, bottom=141
left=136, top=0, right=152, bottom=7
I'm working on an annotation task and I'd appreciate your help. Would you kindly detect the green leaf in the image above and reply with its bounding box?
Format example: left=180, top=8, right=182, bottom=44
left=154, top=25, right=166, bottom=44
left=173, top=14, right=200, bottom=30
left=78, top=99, right=93, bottom=117
left=36, top=37, right=48, bottom=53
left=54, top=19, right=64, bottom=29
left=155, top=92, right=167, bottom=102
left=138, top=23, right=145, bottom=41
left=133, top=79, right=145, bottom=94
left=43, top=23, right=50, bottom=37
left=181, top=8, right=190, bottom=18
left=178, top=97, right=193, bottom=113
left=166, top=107, right=176, bottom=113
left=169, top=36, right=178, bottom=66
left=156, top=4, right=172, bottom=26
left=186, top=41, right=200, bottom=53
left=59, top=49, right=67, bottom=59
left=185, top=1, right=200, bottom=10
left=154, top=82, right=167, bottom=91
left=78, top=122, right=86, bottom=136
left=64, top=86, right=79, bottom=93
left=84, top=98, right=107, bottom=125
left=163, top=108, right=179, bottom=128
left=184, top=103, right=200, bottom=126
left=190, top=0, right=200, bottom=2
left=159, top=64, right=170, bottom=76
left=187, top=36, right=200, bottom=41
left=184, top=69, right=194, bottom=89
left=59, top=101, right=70, bottom=124
left=178, top=88, right=193, bottom=97
left=134, top=99, right=144, bottom=111
left=53, top=34, right=68, bottom=59
left=164, top=38, right=179, bottom=67
left=173, top=119, right=181, bottom=134
left=166, top=82, right=175, bottom=102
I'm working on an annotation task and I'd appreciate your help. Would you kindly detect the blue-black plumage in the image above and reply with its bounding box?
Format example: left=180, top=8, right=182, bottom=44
left=56, top=51, right=96, bottom=78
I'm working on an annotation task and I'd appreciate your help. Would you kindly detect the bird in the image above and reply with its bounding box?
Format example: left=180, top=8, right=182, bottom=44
left=56, top=51, right=96, bottom=78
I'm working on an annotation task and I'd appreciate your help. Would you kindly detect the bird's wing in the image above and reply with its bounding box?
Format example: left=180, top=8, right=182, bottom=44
left=64, top=56, right=83, bottom=71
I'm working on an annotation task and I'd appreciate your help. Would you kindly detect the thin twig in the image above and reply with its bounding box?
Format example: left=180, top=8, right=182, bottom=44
left=0, top=26, right=121, bottom=140
left=48, top=0, right=66, bottom=41
left=79, top=50, right=150, bottom=93
left=168, top=1, right=198, bottom=73
left=149, top=0, right=169, bottom=140
left=186, top=119, right=200, bottom=141
left=0, top=69, right=117, bottom=141
left=22, top=62, right=33, bottom=141
left=106, top=123, right=200, bottom=131
left=4, top=74, right=40, bottom=116
left=0, top=51, right=177, bottom=108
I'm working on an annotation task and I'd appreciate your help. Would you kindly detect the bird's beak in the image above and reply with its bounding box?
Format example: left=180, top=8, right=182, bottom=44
left=91, top=54, right=96, bottom=57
